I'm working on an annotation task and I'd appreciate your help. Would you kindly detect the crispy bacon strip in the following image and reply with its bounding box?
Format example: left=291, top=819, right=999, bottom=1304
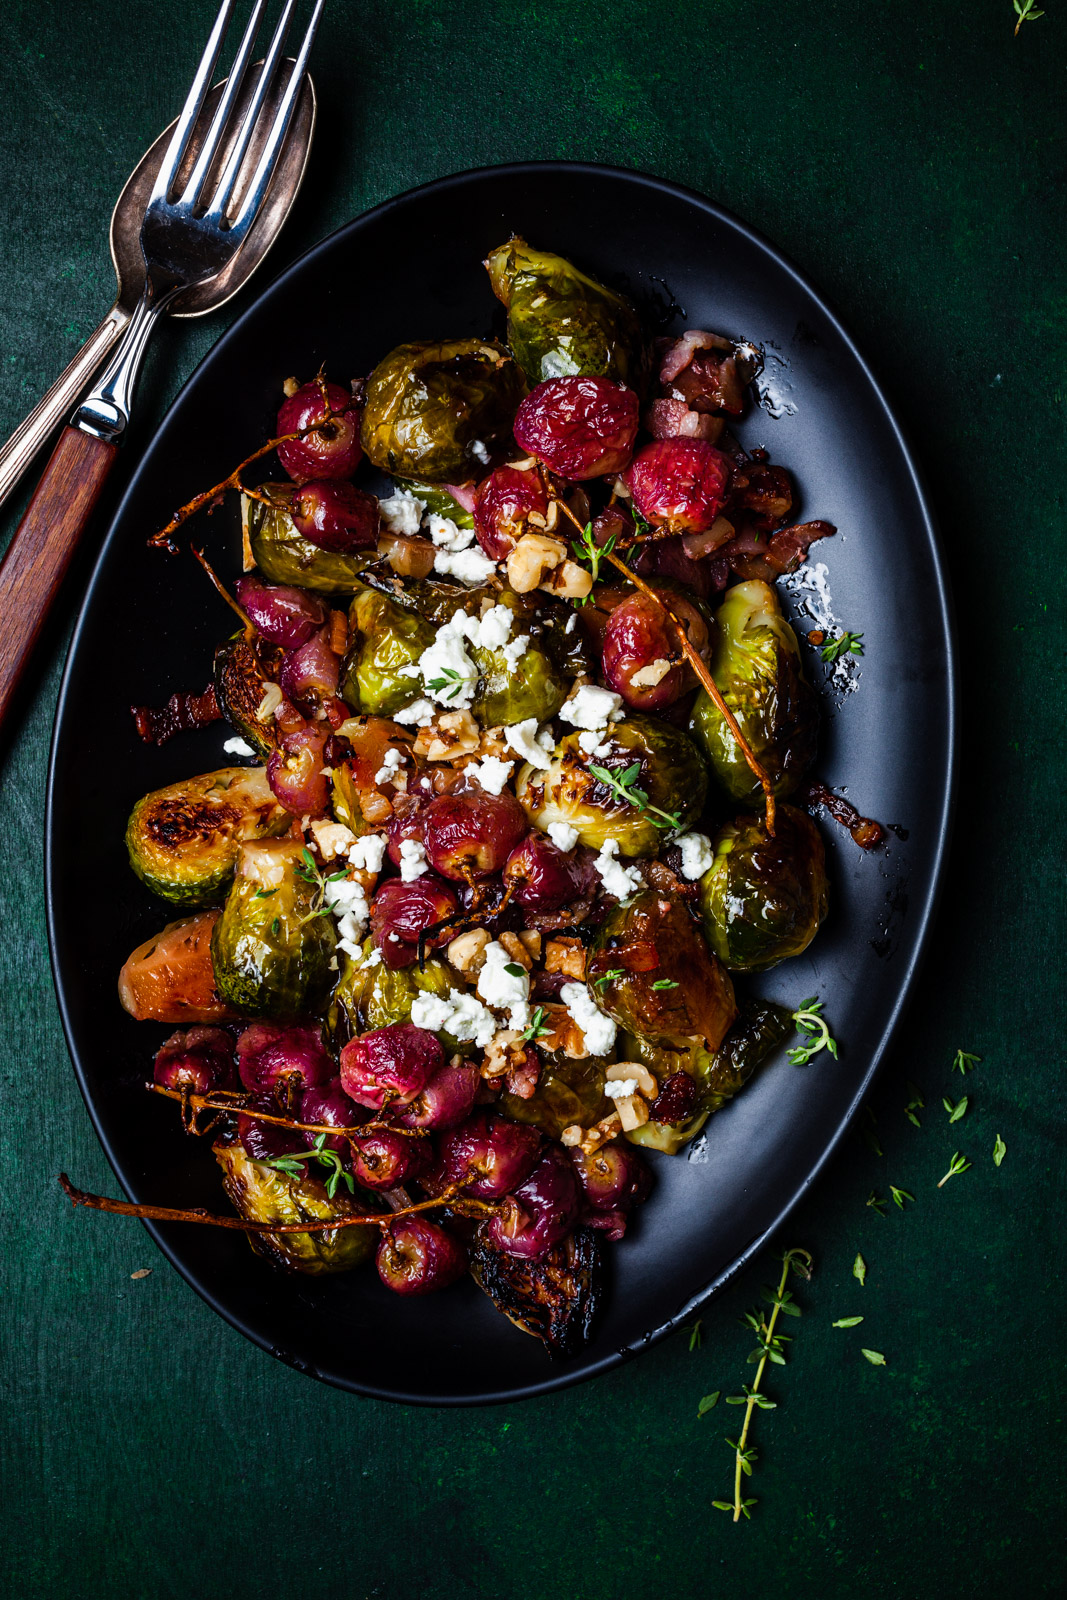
left=801, top=779, right=885, bottom=850
left=131, top=684, right=221, bottom=745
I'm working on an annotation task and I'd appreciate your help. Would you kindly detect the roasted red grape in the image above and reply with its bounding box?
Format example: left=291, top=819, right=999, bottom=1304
left=485, top=1144, right=581, bottom=1258
left=266, top=725, right=332, bottom=817
left=236, top=1021, right=334, bottom=1099
left=422, top=791, right=527, bottom=882
left=502, top=831, right=597, bottom=910
left=394, top=1058, right=480, bottom=1130
left=290, top=480, right=379, bottom=552
left=439, top=1111, right=542, bottom=1198
left=237, top=1094, right=307, bottom=1162
left=473, top=464, right=549, bottom=560
left=153, top=1026, right=236, bottom=1095
left=513, top=376, right=639, bottom=480
left=235, top=576, right=327, bottom=649
left=370, top=875, right=459, bottom=968
left=376, top=1216, right=467, bottom=1295
left=348, top=1125, right=431, bottom=1189
left=278, top=627, right=342, bottom=710
left=276, top=379, right=362, bottom=482
left=571, top=1141, right=651, bottom=1211
left=601, top=589, right=709, bottom=710
left=626, top=437, right=731, bottom=534
left=339, top=1022, right=444, bottom=1110
left=299, top=1077, right=360, bottom=1159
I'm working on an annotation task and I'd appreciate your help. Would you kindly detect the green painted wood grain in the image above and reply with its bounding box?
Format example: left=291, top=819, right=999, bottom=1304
left=0, top=1, right=1064, bottom=1594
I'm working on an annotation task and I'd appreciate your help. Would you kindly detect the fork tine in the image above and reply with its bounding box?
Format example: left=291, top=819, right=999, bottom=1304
left=203, top=0, right=299, bottom=223
left=149, top=0, right=238, bottom=205
left=180, top=0, right=268, bottom=208
left=223, top=0, right=325, bottom=240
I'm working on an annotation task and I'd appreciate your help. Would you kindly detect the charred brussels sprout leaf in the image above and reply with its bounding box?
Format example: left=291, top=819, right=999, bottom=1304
left=622, top=996, right=793, bottom=1153
left=500, top=1051, right=612, bottom=1139
left=214, top=1140, right=376, bottom=1274
left=244, top=488, right=377, bottom=595
left=485, top=236, right=647, bottom=388
left=342, top=588, right=435, bottom=717
left=699, top=804, right=829, bottom=972
left=211, top=840, right=336, bottom=1019
left=588, top=890, right=737, bottom=1051
left=471, top=1226, right=602, bottom=1357
left=214, top=632, right=281, bottom=758
left=690, top=579, right=818, bottom=805
left=516, top=714, right=707, bottom=857
left=329, top=941, right=467, bottom=1052
left=125, top=766, right=291, bottom=908
left=360, top=339, right=525, bottom=483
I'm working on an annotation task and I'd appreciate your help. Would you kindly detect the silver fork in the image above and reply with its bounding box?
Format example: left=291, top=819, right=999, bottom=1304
left=0, top=0, right=325, bottom=732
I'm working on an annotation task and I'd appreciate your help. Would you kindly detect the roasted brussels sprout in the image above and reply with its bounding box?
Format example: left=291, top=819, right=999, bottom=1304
left=485, top=236, right=647, bottom=388
left=243, top=487, right=378, bottom=595
left=622, top=996, right=793, bottom=1153
left=499, top=1051, right=612, bottom=1139
left=395, top=479, right=476, bottom=530
left=360, top=339, right=525, bottom=483
left=342, top=588, right=435, bottom=717
left=329, top=941, right=469, bottom=1053
left=690, top=579, right=818, bottom=805
left=699, top=804, right=829, bottom=972
left=471, top=1226, right=602, bottom=1357
left=210, top=840, right=336, bottom=1019
left=214, top=632, right=281, bottom=758
left=516, top=714, right=707, bottom=856
left=125, top=766, right=291, bottom=908
left=470, top=634, right=567, bottom=726
left=587, top=890, right=737, bottom=1052
left=214, top=1139, right=376, bottom=1274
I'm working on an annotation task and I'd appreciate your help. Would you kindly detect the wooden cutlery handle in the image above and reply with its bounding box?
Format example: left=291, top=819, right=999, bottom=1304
left=0, top=426, right=118, bottom=731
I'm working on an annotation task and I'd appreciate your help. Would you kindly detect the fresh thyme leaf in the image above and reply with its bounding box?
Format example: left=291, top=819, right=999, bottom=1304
left=904, top=1080, right=924, bottom=1127
left=587, top=760, right=681, bottom=831
left=712, top=1502, right=735, bottom=1513
left=504, top=962, right=527, bottom=979
left=937, top=1151, right=972, bottom=1187
left=952, top=1049, right=981, bottom=1074
left=521, top=1006, right=551, bottom=1043
left=688, top=1319, right=703, bottom=1351
left=993, top=1134, right=1007, bottom=1167
left=253, top=888, right=278, bottom=899
left=1014, top=0, right=1044, bottom=34
left=890, top=1186, right=915, bottom=1210
left=787, top=997, right=839, bottom=1065
left=861, top=1349, right=887, bottom=1367
left=832, top=1316, right=864, bottom=1328
left=866, top=1191, right=887, bottom=1217
left=943, top=1094, right=969, bottom=1123
left=651, top=978, right=679, bottom=990
left=569, top=519, right=615, bottom=587
left=593, top=968, right=625, bottom=988
left=853, top=1253, right=867, bottom=1286
left=697, top=1392, right=720, bottom=1416
left=859, top=1103, right=884, bottom=1157
left=820, top=630, right=865, bottom=664
left=271, top=917, right=281, bottom=936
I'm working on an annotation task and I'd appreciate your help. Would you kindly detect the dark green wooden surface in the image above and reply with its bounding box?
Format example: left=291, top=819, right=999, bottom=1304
left=1, top=1, right=1064, bottom=1593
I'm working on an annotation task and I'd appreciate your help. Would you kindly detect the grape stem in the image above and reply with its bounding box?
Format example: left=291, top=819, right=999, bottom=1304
left=552, top=495, right=776, bottom=834
left=148, top=1083, right=428, bottom=1140
left=190, top=546, right=256, bottom=641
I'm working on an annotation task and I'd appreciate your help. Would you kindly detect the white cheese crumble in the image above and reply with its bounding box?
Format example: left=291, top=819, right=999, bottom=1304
left=506, top=717, right=555, bottom=770
left=547, top=822, right=579, bottom=852
left=222, top=736, right=255, bottom=757
left=378, top=489, right=425, bottom=536
left=560, top=683, right=625, bottom=732
left=374, top=748, right=405, bottom=785
left=603, top=1077, right=640, bottom=1101
left=677, top=831, right=714, bottom=881
left=466, top=754, right=515, bottom=795
left=629, top=657, right=672, bottom=689
left=560, top=981, right=617, bottom=1056
left=398, top=838, right=429, bottom=881
left=594, top=838, right=642, bottom=899
left=577, top=730, right=611, bottom=757
left=432, top=545, right=497, bottom=584
left=394, top=699, right=436, bottom=727
left=410, top=988, right=498, bottom=1049
left=476, top=940, right=530, bottom=1030
left=415, top=615, right=479, bottom=708
left=501, top=633, right=530, bottom=667
left=348, top=833, right=387, bottom=874
left=470, top=440, right=490, bottom=464
left=325, top=877, right=370, bottom=958
left=426, top=512, right=475, bottom=553
left=467, top=603, right=513, bottom=650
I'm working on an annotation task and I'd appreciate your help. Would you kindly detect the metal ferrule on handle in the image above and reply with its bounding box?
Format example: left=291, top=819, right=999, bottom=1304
left=72, top=282, right=179, bottom=446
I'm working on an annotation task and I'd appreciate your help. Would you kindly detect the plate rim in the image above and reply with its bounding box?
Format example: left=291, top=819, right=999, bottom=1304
left=45, top=159, right=959, bottom=1406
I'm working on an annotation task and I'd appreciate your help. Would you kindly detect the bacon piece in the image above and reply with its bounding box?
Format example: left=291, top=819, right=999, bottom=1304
left=131, top=684, right=221, bottom=746
left=721, top=520, right=835, bottom=582
left=644, top=397, right=724, bottom=442
left=504, top=1047, right=541, bottom=1100
left=658, top=330, right=732, bottom=385
left=800, top=780, right=885, bottom=850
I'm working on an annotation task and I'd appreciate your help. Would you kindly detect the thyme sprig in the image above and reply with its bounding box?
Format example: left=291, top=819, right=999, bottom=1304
left=713, top=1247, right=812, bottom=1523
left=521, top=1007, right=551, bottom=1043
left=265, top=1133, right=356, bottom=1200
left=953, top=1049, right=981, bottom=1074
left=1014, top=0, right=1044, bottom=33
left=294, top=846, right=348, bottom=920
left=569, top=519, right=616, bottom=593
left=937, top=1152, right=972, bottom=1187
left=943, top=1094, right=968, bottom=1123
left=820, top=630, right=864, bottom=664
left=787, top=997, right=839, bottom=1065
left=426, top=666, right=464, bottom=700
left=587, top=758, right=682, bottom=832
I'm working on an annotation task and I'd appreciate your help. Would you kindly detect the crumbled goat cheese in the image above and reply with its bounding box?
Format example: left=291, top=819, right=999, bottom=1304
left=374, top=748, right=405, bottom=785
left=577, top=730, right=611, bottom=757
left=594, top=838, right=642, bottom=899
left=310, top=820, right=356, bottom=860
left=357, top=946, right=382, bottom=969
left=325, top=876, right=370, bottom=959
left=505, top=717, right=555, bottom=770
left=677, top=831, right=714, bottom=881
left=223, top=736, right=255, bottom=757
left=348, top=834, right=387, bottom=874
left=476, top=940, right=531, bottom=1030
left=467, top=603, right=513, bottom=650
left=433, top=545, right=497, bottom=584
left=394, top=699, right=436, bottom=727
left=547, top=822, right=579, bottom=852
left=560, top=981, right=617, bottom=1055
left=560, top=683, right=624, bottom=731
left=564, top=613, right=577, bottom=634
left=426, top=513, right=474, bottom=552
left=378, top=489, right=425, bottom=536
left=629, top=657, right=672, bottom=689
left=470, top=440, right=490, bottom=464
left=398, top=838, right=429, bottom=881
left=466, top=754, right=515, bottom=796
left=501, top=633, right=530, bottom=667
left=415, top=615, right=479, bottom=708
left=603, top=1077, right=640, bottom=1101
left=410, top=988, right=498, bottom=1049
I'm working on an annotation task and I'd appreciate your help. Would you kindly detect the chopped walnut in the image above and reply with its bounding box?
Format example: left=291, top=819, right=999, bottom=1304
left=447, top=927, right=490, bottom=975
left=560, top=1124, right=584, bottom=1148
left=517, top=929, right=542, bottom=962
left=506, top=532, right=568, bottom=593
left=544, top=936, right=586, bottom=981
left=282, top=375, right=300, bottom=397
left=327, top=609, right=350, bottom=656
left=615, top=1094, right=650, bottom=1133
left=606, top=1060, right=657, bottom=1098
left=498, top=931, right=533, bottom=969
left=414, top=709, right=481, bottom=762
left=538, top=559, right=593, bottom=601
left=628, top=656, right=672, bottom=689
left=308, top=819, right=356, bottom=860
left=482, top=1028, right=522, bottom=1079
left=536, top=1003, right=590, bottom=1059
left=578, top=1113, right=624, bottom=1155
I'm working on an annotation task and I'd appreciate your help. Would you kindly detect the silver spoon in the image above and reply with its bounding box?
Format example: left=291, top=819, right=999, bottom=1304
left=0, top=57, right=315, bottom=515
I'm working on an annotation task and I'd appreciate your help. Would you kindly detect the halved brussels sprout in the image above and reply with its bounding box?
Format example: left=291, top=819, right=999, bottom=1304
left=516, top=714, right=707, bottom=856
left=470, top=636, right=567, bottom=727
left=395, top=479, right=476, bottom=529
left=699, top=804, right=829, bottom=972
left=214, top=1139, right=376, bottom=1274
left=499, top=1051, right=612, bottom=1139
left=342, top=588, right=435, bottom=717
left=329, top=717, right=415, bottom=835
left=485, top=236, right=647, bottom=388
left=587, top=889, right=736, bottom=1051
left=622, top=996, right=793, bottom=1153
left=360, top=339, right=525, bottom=483
left=214, top=632, right=281, bottom=758
left=690, top=579, right=818, bottom=805
left=244, top=488, right=377, bottom=595
left=125, top=766, right=291, bottom=908
left=211, top=840, right=336, bottom=1019
left=329, top=940, right=467, bottom=1052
